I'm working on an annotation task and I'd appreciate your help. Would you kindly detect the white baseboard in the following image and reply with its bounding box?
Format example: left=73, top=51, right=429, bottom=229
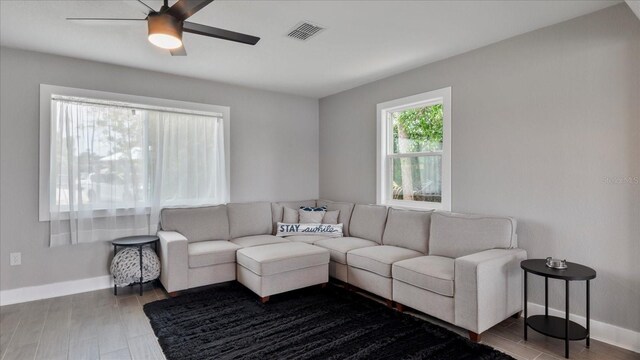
left=0, top=275, right=113, bottom=306
left=526, top=302, right=640, bottom=354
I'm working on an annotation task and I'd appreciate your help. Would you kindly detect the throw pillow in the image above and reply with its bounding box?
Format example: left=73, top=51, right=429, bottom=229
left=322, top=210, right=340, bottom=224
left=299, top=209, right=325, bottom=223
left=300, top=206, right=327, bottom=212
left=283, top=207, right=299, bottom=223
left=276, top=222, right=343, bottom=237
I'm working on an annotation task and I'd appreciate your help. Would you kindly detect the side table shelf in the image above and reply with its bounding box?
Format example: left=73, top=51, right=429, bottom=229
left=527, top=315, right=588, bottom=341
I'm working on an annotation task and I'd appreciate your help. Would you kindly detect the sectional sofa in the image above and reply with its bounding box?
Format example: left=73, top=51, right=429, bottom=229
left=157, top=199, right=526, bottom=341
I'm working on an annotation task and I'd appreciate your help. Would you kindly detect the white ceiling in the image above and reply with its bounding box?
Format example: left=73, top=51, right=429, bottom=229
left=0, top=1, right=621, bottom=98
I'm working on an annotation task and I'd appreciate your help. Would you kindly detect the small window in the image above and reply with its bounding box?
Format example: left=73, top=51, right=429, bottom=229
left=377, top=87, right=451, bottom=210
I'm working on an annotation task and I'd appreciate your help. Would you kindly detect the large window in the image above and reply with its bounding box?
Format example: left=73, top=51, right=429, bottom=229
left=377, top=87, right=451, bottom=210
left=40, top=85, right=230, bottom=245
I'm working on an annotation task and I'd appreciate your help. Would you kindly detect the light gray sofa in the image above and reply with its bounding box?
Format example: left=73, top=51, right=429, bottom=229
left=388, top=211, right=526, bottom=341
left=157, top=199, right=526, bottom=342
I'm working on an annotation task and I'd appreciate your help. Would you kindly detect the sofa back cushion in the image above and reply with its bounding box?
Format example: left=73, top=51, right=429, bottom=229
left=271, top=200, right=317, bottom=234
left=316, top=199, right=355, bottom=236
left=322, top=210, right=340, bottom=224
left=429, top=211, right=517, bottom=258
left=382, top=208, right=432, bottom=253
left=160, top=205, right=229, bottom=243
left=283, top=207, right=299, bottom=223
left=348, top=204, right=389, bottom=243
left=228, top=202, right=273, bottom=239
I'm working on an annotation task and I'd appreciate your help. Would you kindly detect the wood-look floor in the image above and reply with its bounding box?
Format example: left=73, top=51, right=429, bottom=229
left=1, top=282, right=637, bottom=360
left=1, top=283, right=166, bottom=360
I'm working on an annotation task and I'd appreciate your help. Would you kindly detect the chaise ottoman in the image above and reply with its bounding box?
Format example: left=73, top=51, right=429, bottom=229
left=236, top=242, right=330, bottom=303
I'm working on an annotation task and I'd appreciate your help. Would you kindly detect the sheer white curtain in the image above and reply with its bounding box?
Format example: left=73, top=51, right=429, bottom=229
left=148, top=110, right=227, bottom=228
left=49, top=98, right=226, bottom=246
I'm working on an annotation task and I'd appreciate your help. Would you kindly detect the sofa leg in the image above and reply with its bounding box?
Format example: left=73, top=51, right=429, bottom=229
left=260, top=296, right=270, bottom=304
left=320, top=283, right=328, bottom=289
left=468, top=331, right=481, bottom=343
left=396, top=303, right=405, bottom=313
left=167, top=291, right=180, bottom=298
left=385, top=299, right=394, bottom=308
left=511, top=311, right=522, bottom=319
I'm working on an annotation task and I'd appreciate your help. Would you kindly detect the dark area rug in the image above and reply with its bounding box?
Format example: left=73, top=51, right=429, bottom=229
left=143, top=283, right=513, bottom=360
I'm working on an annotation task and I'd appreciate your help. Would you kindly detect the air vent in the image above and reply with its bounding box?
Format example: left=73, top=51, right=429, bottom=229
left=287, top=21, right=325, bottom=41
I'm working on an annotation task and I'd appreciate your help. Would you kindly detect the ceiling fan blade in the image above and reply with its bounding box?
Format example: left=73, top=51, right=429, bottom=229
left=167, top=0, right=215, bottom=21
left=183, top=21, right=260, bottom=45
left=135, top=0, right=156, bottom=12
left=170, top=46, right=187, bottom=56
left=67, top=17, right=146, bottom=22
left=121, top=0, right=155, bottom=16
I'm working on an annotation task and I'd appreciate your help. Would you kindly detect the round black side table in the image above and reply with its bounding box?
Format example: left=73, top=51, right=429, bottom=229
left=521, top=259, right=596, bottom=359
left=112, top=235, right=159, bottom=296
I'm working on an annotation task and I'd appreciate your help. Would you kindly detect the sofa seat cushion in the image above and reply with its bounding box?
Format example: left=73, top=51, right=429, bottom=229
left=347, top=245, right=422, bottom=278
left=286, top=235, right=331, bottom=244
left=392, top=256, right=455, bottom=297
left=188, top=241, right=241, bottom=268
left=230, top=235, right=289, bottom=248
left=313, top=237, right=379, bottom=264
left=236, top=242, right=330, bottom=276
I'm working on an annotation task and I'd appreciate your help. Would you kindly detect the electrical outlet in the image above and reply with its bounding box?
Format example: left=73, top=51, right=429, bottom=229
left=10, top=252, right=21, bottom=266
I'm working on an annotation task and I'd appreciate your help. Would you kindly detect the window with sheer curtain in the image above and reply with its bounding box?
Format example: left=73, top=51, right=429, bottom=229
left=44, top=91, right=228, bottom=246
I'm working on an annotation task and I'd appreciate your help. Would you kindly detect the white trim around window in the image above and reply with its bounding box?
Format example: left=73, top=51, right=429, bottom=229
left=376, top=87, right=451, bottom=211
left=39, top=84, right=231, bottom=221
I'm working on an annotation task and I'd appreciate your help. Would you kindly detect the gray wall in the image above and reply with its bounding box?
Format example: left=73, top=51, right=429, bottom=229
left=0, top=47, right=319, bottom=290
left=319, top=4, right=640, bottom=331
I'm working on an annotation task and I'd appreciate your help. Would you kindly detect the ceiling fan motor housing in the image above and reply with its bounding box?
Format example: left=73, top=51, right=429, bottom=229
left=148, top=13, right=183, bottom=48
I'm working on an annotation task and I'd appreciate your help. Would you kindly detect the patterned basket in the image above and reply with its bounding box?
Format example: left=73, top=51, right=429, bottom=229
left=110, top=247, right=161, bottom=287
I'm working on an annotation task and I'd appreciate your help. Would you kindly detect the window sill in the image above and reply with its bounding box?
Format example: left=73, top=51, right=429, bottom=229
left=381, top=199, right=449, bottom=212
left=40, top=207, right=152, bottom=222
left=40, top=200, right=225, bottom=222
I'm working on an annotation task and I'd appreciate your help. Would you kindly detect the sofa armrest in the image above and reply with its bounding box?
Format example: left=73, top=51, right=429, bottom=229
left=158, top=230, right=189, bottom=293
left=454, top=248, right=527, bottom=334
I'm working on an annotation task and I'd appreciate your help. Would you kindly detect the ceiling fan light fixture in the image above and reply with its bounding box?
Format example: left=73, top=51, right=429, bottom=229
left=147, top=13, right=183, bottom=49
left=149, top=33, right=182, bottom=49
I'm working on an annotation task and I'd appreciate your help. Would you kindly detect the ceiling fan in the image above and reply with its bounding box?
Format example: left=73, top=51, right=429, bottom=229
left=67, top=0, right=260, bottom=56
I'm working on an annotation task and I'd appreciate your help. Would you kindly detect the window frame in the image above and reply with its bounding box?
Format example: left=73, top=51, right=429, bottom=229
left=39, top=84, right=231, bottom=221
left=376, top=87, right=451, bottom=211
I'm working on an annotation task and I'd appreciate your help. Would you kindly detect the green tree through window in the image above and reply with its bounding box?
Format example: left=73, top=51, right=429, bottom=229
left=392, top=104, right=443, bottom=202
